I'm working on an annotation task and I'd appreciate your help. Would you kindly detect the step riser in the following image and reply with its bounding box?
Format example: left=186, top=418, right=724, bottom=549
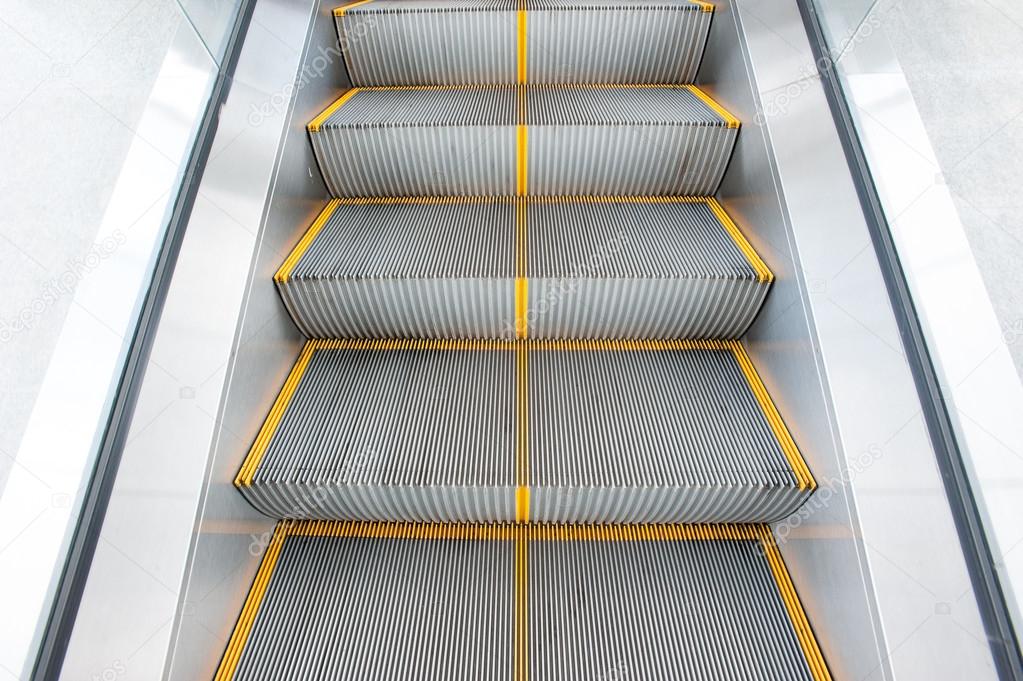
left=338, top=5, right=712, bottom=86
left=312, top=124, right=736, bottom=197
left=241, top=482, right=809, bottom=524
left=279, top=277, right=768, bottom=340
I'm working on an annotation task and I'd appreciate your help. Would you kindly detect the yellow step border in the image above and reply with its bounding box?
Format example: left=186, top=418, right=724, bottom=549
left=274, top=199, right=341, bottom=284
left=213, top=522, right=289, bottom=681
left=234, top=338, right=813, bottom=494
left=214, top=520, right=830, bottom=681
left=233, top=345, right=317, bottom=487
left=333, top=0, right=375, bottom=17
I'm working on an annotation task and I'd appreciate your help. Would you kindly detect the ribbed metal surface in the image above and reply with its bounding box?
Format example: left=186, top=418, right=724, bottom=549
left=232, top=529, right=515, bottom=680
left=277, top=197, right=770, bottom=339
left=528, top=344, right=809, bottom=523
left=339, top=1, right=518, bottom=86
left=223, top=524, right=818, bottom=681
left=311, top=87, right=518, bottom=197
left=530, top=535, right=814, bottom=680
left=337, top=0, right=711, bottom=86
left=239, top=342, right=810, bottom=524
left=243, top=342, right=518, bottom=523
left=526, top=1, right=712, bottom=84
left=310, top=85, right=737, bottom=197
left=527, top=86, right=737, bottom=196
left=279, top=198, right=517, bottom=339
left=526, top=198, right=768, bottom=338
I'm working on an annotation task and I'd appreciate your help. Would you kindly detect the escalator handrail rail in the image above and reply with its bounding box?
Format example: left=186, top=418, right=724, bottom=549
left=794, top=1, right=1023, bottom=678
left=29, top=3, right=257, bottom=679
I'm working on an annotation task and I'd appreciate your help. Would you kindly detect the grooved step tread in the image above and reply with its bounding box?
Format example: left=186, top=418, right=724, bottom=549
left=214, top=521, right=831, bottom=681
left=236, top=340, right=814, bottom=524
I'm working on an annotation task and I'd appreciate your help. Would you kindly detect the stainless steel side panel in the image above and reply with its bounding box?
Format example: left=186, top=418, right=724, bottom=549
left=704, top=1, right=997, bottom=679
left=60, top=2, right=338, bottom=680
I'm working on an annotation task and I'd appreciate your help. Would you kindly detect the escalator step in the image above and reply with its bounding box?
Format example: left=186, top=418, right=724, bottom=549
left=308, top=85, right=738, bottom=197
left=235, top=340, right=814, bottom=524
left=215, top=522, right=830, bottom=681
left=275, top=196, right=771, bottom=340
left=335, top=0, right=713, bottom=86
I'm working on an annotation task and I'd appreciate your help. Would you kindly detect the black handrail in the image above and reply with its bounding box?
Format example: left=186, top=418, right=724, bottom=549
left=794, top=1, right=1023, bottom=678
left=29, top=2, right=256, bottom=679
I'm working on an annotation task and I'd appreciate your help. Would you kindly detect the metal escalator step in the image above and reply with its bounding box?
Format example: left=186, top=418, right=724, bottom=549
left=527, top=197, right=771, bottom=338
left=275, top=196, right=771, bottom=339
left=335, top=0, right=712, bottom=86
left=308, top=85, right=738, bottom=197
left=235, top=340, right=814, bottom=524
left=215, top=522, right=831, bottom=681
left=277, top=197, right=517, bottom=339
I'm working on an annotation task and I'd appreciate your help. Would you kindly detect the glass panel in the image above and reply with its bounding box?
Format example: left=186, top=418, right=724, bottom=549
left=0, top=2, right=224, bottom=675
left=813, top=0, right=1023, bottom=650
left=177, top=0, right=245, bottom=64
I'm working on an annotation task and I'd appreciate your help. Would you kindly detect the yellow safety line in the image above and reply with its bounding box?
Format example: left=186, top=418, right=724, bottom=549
left=515, top=525, right=528, bottom=681
left=757, top=526, right=833, bottom=681
left=515, top=278, right=529, bottom=339
left=274, top=200, right=341, bottom=284
left=516, top=95, right=528, bottom=195
left=516, top=342, right=530, bottom=522
left=307, top=88, right=360, bottom=132
left=333, top=0, right=375, bottom=17
left=686, top=84, right=741, bottom=128
left=515, top=197, right=528, bottom=338
left=730, top=342, right=816, bottom=490
left=517, top=2, right=527, bottom=84
left=234, top=345, right=318, bottom=486
left=214, top=521, right=290, bottom=681
left=707, top=198, right=774, bottom=283
left=690, top=0, right=715, bottom=11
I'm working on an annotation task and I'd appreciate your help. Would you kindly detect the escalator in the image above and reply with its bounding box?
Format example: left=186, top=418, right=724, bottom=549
left=215, top=1, right=832, bottom=677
